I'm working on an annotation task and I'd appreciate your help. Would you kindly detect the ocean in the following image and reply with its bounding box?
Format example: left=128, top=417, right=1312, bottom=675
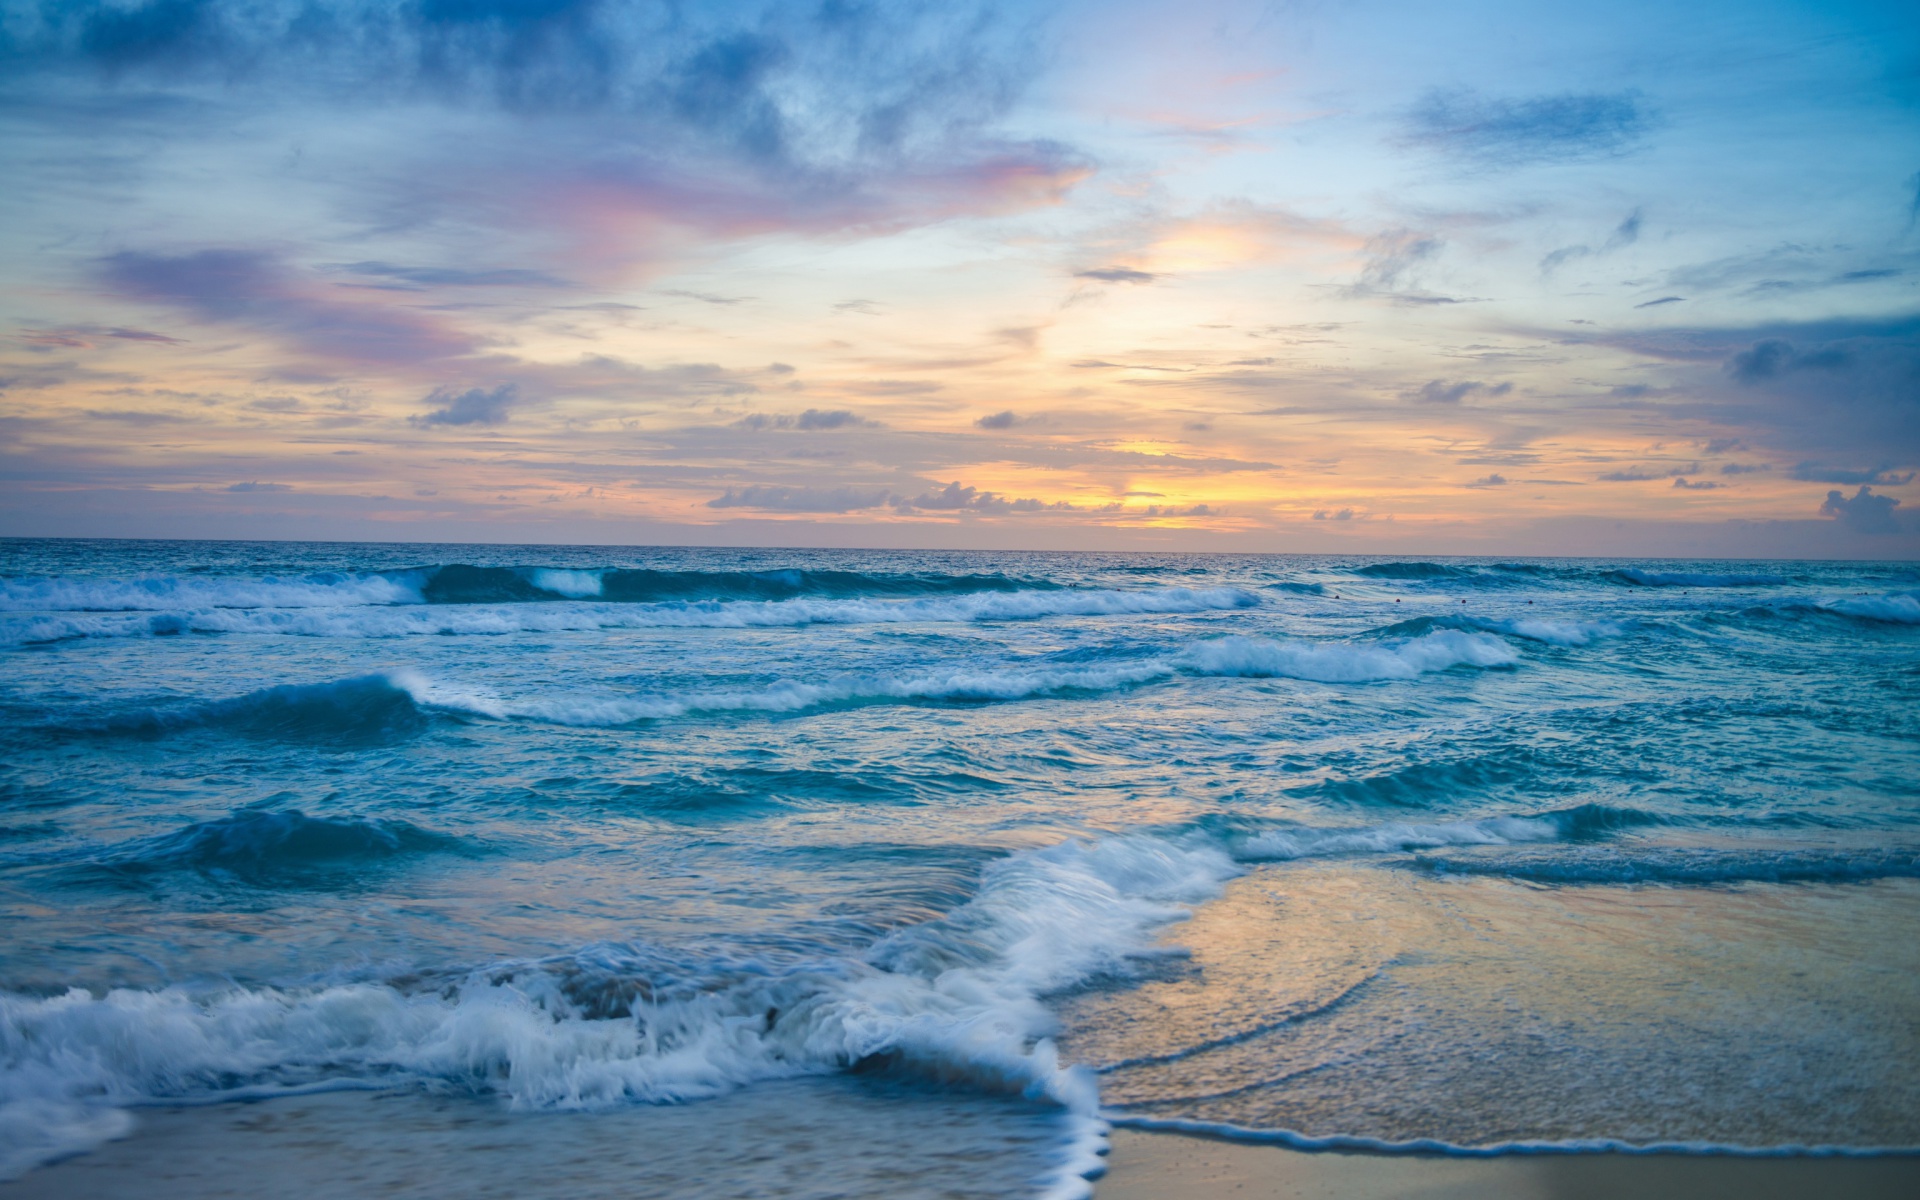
left=2, top=539, right=1917, bottom=1196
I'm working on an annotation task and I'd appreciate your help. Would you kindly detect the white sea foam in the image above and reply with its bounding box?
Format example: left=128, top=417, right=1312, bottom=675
left=529, top=569, right=605, bottom=598
left=0, top=573, right=422, bottom=613
left=0, top=587, right=1259, bottom=644
left=0, top=835, right=1238, bottom=1194
left=1183, top=630, right=1518, bottom=682
left=1232, top=814, right=1568, bottom=862
left=1464, top=617, right=1624, bottom=647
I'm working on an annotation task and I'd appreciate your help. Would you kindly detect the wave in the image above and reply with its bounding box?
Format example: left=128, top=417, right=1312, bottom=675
left=0, top=587, right=1260, bottom=644
left=97, top=810, right=464, bottom=883
left=1225, top=805, right=1654, bottom=863
left=1819, top=593, right=1920, bottom=625
left=0, top=572, right=419, bottom=613
left=1411, top=844, right=1920, bottom=886
left=1104, top=1115, right=1915, bottom=1157
left=1369, top=615, right=1625, bottom=647
left=1350, top=562, right=1469, bottom=580
left=65, top=675, right=432, bottom=744
left=1182, top=630, right=1517, bottom=682
left=413, top=662, right=1178, bottom=726
left=0, top=565, right=1054, bottom=616
left=0, top=834, right=1243, bottom=1191
left=1606, top=569, right=1787, bottom=588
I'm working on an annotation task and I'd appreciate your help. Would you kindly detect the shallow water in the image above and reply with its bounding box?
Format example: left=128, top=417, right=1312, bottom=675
left=2, top=540, right=1917, bottom=1193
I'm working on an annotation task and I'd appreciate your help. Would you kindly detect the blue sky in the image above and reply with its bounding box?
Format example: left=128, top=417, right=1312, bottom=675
left=2, top=0, right=1916, bottom=553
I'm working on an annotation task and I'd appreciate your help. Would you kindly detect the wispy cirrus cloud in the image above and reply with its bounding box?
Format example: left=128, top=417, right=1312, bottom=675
left=99, top=249, right=475, bottom=365
left=1401, top=88, right=1653, bottom=166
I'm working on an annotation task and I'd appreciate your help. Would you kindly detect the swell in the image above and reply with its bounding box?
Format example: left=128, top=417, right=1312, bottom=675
left=0, top=565, right=1057, bottom=615
left=88, top=809, right=467, bottom=885
left=0, top=586, right=1260, bottom=643
left=54, top=675, right=432, bottom=745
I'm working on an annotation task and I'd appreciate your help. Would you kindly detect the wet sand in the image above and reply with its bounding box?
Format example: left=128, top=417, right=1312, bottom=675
left=1095, top=1129, right=1920, bottom=1200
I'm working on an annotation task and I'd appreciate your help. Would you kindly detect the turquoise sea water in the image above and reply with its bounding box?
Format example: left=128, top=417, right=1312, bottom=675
left=3, top=540, right=1918, bottom=1195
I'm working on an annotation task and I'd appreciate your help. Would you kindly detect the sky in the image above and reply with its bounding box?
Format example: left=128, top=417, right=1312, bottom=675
left=1, top=0, right=1917, bottom=555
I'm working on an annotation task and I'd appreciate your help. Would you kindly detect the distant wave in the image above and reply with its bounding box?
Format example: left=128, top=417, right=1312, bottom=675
left=1365, top=614, right=1626, bottom=647
left=1411, top=844, right=1920, bottom=886
left=0, top=565, right=1057, bottom=615
left=0, top=586, right=1260, bottom=643
left=41, top=628, right=1532, bottom=740
left=1606, top=568, right=1787, bottom=588
left=1351, top=561, right=1470, bottom=580
left=1819, top=593, right=1920, bottom=625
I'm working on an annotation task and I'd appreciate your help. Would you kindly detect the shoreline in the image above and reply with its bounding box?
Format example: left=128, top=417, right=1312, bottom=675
left=1094, top=1128, right=1920, bottom=1200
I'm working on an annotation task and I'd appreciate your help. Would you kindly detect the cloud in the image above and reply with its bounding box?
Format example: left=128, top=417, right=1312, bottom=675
left=1076, top=267, right=1158, bottom=284
left=17, top=1, right=1085, bottom=251
left=1312, top=508, right=1355, bottom=520
left=1726, top=338, right=1853, bottom=383
left=1790, top=462, right=1916, bottom=485
left=1671, top=477, right=1722, bottom=490
left=100, top=249, right=473, bottom=364
left=706, top=484, right=892, bottom=513
left=1412, top=379, right=1511, bottom=404
left=417, top=382, right=520, bottom=426
left=1820, top=485, right=1903, bottom=534
left=974, top=410, right=1020, bottom=429
left=1635, top=296, right=1684, bottom=308
left=1598, top=462, right=1701, bottom=481
left=1402, top=88, right=1651, bottom=166
left=1463, top=473, right=1508, bottom=488
left=226, top=481, right=291, bottom=492
left=335, top=261, right=571, bottom=289
left=1721, top=462, right=1771, bottom=475
left=894, top=481, right=1071, bottom=513
left=1541, top=209, right=1642, bottom=273
left=733, top=408, right=874, bottom=431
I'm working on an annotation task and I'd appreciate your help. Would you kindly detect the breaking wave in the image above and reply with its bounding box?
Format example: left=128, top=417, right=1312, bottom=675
left=1225, top=805, right=1656, bottom=863
left=73, top=675, right=432, bottom=744
left=1182, top=630, right=1518, bottom=681
left=1368, top=614, right=1626, bottom=647
left=0, top=834, right=1240, bottom=1191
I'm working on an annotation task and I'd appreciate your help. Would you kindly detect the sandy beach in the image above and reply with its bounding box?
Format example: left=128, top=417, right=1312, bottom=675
left=1096, top=1129, right=1920, bottom=1200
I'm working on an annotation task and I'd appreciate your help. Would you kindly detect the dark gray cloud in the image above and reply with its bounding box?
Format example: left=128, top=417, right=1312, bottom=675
left=706, top=484, right=892, bottom=513
left=1464, top=473, right=1508, bottom=487
left=1076, top=267, right=1157, bottom=284
left=1635, top=296, right=1684, bottom=309
left=1598, top=462, right=1701, bottom=482
left=974, top=410, right=1019, bottom=429
left=417, top=382, right=520, bottom=426
left=1671, top=477, right=1721, bottom=490
left=1412, top=379, right=1511, bottom=404
left=226, top=480, right=291, bottom=492
left=1820, top=485, right=1903, bottom=534
left=100, top=249, right=474, bottom=364
left=1721, top=462, right=1770, bottom=475
left=1790, top=462, right=1915, bottom=485
left=1727, top=338, right=1853, bottom=383
left=1403, top=88, right=1651, bottom=166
